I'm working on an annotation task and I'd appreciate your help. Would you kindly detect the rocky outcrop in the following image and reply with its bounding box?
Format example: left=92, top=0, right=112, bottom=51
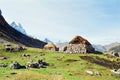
left=63, top=36, right=95, bottom=53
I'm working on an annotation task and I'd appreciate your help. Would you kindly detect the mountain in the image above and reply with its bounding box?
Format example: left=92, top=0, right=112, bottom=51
left=104, top=42, right=120, bottom=51
left=44, top=38, right=52, bottom=43
left=11, top=22, right=26, bottom=35
left=0, top=10, right=46, bottom=48
left=109, top=45, right=120, bottom=52
left=93, top=45, right=106, bottom=52
left=93, top=42, right=120, bottom=52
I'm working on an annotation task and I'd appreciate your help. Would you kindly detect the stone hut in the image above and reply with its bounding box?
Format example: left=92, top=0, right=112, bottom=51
left=64, top=36, right=95, bottom=53
left=44, top=42, right=58, bottom=51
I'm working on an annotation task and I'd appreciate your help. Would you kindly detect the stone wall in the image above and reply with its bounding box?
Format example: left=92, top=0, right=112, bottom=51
left=64, top=44, right=95, bottom=53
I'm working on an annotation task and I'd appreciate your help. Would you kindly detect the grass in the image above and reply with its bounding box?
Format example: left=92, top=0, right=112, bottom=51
left=0, top=47, right=120, bottom=80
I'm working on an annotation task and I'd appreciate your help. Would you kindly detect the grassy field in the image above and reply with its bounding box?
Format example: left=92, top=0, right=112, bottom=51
left=0, top=47, right=120, bottom=80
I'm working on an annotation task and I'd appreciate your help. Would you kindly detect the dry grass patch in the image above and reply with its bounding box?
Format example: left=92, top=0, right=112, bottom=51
left=4, top=71, right=65, bottom=80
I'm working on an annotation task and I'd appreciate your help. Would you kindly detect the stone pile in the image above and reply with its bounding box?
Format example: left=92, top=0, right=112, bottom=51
left=4, top=43, right=25, bottom=52
left=26, top=59, right=49, bottom=68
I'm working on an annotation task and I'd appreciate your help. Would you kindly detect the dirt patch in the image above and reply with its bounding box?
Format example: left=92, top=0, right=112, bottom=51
left=65, top=59, right=79, bottom=62
left=80, top=56, right=120, bottom=69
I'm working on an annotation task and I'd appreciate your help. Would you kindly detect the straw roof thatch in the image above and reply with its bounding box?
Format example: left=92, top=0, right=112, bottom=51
left=69, top=36, right=91, bottom=45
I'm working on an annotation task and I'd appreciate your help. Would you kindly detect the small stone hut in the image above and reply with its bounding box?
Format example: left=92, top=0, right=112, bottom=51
left=64, top=36, right=95, bottom=53
left=44, top=42, right=57, bottom=51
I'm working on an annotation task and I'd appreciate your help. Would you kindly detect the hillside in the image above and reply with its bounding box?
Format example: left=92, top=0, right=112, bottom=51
left=109, top=45, right=120, bottom=52
left=0, top=46, right=120, bottom=80
left=0, top=10, right=46, bottom=48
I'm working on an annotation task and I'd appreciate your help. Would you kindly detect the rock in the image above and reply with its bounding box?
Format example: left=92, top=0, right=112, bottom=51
left=4, top=43, right=25, bottom=52
left=26, top=59, right=49, bottom=68
left=22, top=53, right=30, bottom=57
left=111, top=69, right=120, bottom=75
left=0, top=57, right=7, bottom=60
left=85, top=70, right=94, bottom=75
left=112, top=52, right=119, bottom=57
left=12, top=45, right=24, bottom=52
left=10, top=61, right=21, bottom=69
left=0, top=63, right=7, bottom=67
left=4, top=43, right=12, bottom=51
left=85, top=70, right=101, bottom=76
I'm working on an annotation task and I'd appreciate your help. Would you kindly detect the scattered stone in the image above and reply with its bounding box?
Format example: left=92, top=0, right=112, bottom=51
left=111, top=69, right=120, bottom=75
left=12, top=45, right=24, bottom=52
left=0, top=63, right=7, bottom=67
left=0, top=56, right=7, bottom=60
left=26, top=59, right=49, bottom=68
left=22, top=53, right=30, bottom=57
left=39, top=53, right=45, bottom=56
left=4, top=43, right=12, bottom=51
left=10, top=61, right=21, bottom=69
left=94, top=71, right=102, bottom=76
left=4, top=43, right=25, bottom=52
left=85, top=70, right=101, bottom=76
left=112, top=52, right=120, bottom=57
left=85, top=70, right=94, bottom=75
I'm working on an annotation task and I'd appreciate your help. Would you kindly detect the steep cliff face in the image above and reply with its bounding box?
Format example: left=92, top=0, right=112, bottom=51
left=0, top=10, right=46, bottom=48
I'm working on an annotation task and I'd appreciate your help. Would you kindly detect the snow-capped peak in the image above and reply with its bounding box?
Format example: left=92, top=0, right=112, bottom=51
left=11, top=22, right=27, bottom=35
left=44, top=38, right=52, bottom=43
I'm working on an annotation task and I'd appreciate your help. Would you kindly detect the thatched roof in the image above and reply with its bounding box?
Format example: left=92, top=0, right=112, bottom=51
left=44, top=42, right=56, bottom=48
left=69, top=36, right=91, bottom=45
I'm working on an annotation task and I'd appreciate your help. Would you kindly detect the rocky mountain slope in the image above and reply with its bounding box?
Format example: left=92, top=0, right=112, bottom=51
left=0, top=10, right=46, bottom=48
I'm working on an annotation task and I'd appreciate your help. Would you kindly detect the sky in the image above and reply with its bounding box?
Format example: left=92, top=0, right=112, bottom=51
left=0, top=0, right=120, bottom=45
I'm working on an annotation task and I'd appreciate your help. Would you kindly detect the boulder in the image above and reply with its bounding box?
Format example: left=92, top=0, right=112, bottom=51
left=85, top=70, right=101, bottom=76
left=26, top=59, right=49, bottom=68
left=111, top=69, right=120, bottom=75
left=10, top=61, right=21, bottom=69
left=0, top=56, right=7, bottom=60
left=0, top=63, right=7, bottom=67
left=85, top=70, right=94, bottom=75
left=112, top=52, right=119, bottom=57
left=12, top=45, right=24, bottom=52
